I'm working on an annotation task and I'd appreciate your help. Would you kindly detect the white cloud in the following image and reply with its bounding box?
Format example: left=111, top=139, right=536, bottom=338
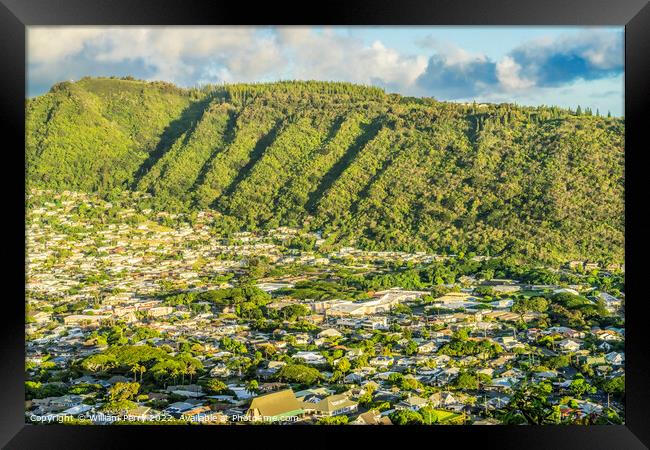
left=26, top=26, right=623, bottom=115
left=28, top=26, right=286, bottom=87
left=496, top=56, right=535, bottom=91
left=275, top=27, right=427, bottom=90
left=27, top=27, right=104, bottom=63
left=28, top=26, right=428, bottom=95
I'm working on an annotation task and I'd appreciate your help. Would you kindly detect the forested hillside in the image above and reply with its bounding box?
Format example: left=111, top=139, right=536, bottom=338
left=26, top=77, right=625, bottom=264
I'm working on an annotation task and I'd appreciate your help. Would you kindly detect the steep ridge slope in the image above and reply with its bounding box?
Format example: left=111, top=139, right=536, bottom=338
left=26, top=77, right=625, bottom=263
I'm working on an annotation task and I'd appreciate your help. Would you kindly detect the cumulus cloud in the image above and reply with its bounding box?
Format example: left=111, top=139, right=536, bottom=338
left=27, top=26, right=623, bottom=107
left=275, top=28, right=427, bottom=91
left=508, top=30, right=623, bottom=87
left=28, top=27, right=286, bottom=91
left=496, top=56, right=534, bottom=91
left=416, top=55, right=497, bottom=99
left=414, top=29, right=623, bottom=100
left=27, top=27, right=104, bottom=63
left=27, top=26, right=427, bottom=95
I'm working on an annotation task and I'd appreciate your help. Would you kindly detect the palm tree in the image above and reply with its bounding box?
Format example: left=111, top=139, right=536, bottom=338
left=138, top=365, right=146, bottom=383
left=186, top=364, right=196, bottom=384
left=180, top=366, right=188, bottom=385
left=130, top=364, right=142, bottom=382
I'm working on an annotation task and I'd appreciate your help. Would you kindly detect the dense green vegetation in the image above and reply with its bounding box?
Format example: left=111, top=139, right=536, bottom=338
left=27, top=77, right=624, bottom=264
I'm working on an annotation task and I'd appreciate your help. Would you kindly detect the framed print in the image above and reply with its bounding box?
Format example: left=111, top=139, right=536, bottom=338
left=1, top=0, right=649, bottom=448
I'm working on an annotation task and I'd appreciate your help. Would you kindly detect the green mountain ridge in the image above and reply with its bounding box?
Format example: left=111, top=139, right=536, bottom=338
left=26, top=77, right=625, bottom=264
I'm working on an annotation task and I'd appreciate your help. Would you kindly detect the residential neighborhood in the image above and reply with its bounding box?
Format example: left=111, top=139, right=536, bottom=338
left=25, top=189, right=625, bottom=426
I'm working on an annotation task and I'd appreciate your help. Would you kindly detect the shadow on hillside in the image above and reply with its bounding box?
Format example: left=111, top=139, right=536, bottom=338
left=348, top=133, right=406, bottom=220
left=305, top=116, right=384, bottom=214
left=269, top=115, right=348, bottom=214
left=190, top=110, right=240, bottom=195
left=211, top=119, right=284, bottom=209
left=131, top=95, right=216, bottom=188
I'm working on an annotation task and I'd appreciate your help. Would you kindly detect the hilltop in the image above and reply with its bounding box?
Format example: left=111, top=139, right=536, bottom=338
left=26, top=77, right=624, bottom=264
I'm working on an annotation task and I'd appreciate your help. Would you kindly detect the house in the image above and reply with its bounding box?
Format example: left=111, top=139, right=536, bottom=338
left=394, top=356, right=417, bottom=369
left=500, top=368, right=523, bottom=379
left=344, top=366, right=376, bottom=384
left=164, top=401, right=199, bottom=418
left=352, top=409, right=393, bottom=425
left=473, top=417, right=501, bottom=425
left=605, top=352, right=625, bottom=366
left=60, top=404, right=94, bottom=417
left=307, top=394, right=358, bottom=417
left=599, top=292, right=622, bottom=313
left=344, top=372, right=366, bottom=384
left=533, top=370, right=559, bottom=381
left=488, top=377, right=518, bottom=391
left=346, top=348, right=364, bottom=359
left=560, top=400, right=603, bottom=420
left=496, top=336, right=519, bottom=350
left=326, top=293, right=406, bottom=317
left=396, top=395, right=429, bottom=411
left=434, top=367, right=460, bottom=385
left=547, top=326, right=584, bottom=339
left=246, top=389, right=305, bottom=422
left=209, top=363, right=232, bottom=378
left=557, top=339, right=582, bottom=353
left=124, top=405, right=156, bottom=421
left=228, top=385, right=255, bottom=401
left=431, top=354, right=452, bottom=366
left=71, top=375, right=98, bottom=385
left=490, top=299, right=514, bottom=309
left=258, top=382, right=287, bottom=393
left=293, top=333, right=310, bottom=345
left=362, top=317, right=389, bottom=330
left=170, top=387, right=205, bottom=399
left=429, top=392, right=458, bottom=408
left=593, top=329, right=623, bottom=342
left=476, top=368, right=494, bottom=378
left=554, top=379, right=574, bottom=389
left=293, top=351, right=327, bottom=365
left=336, top=318, right=361, bottom=328
left=317, top=328, right=342, bottom=339
left=295, top=387, right=334, bottom=403
left=304, top=314, right=325, bottom=325
left=418, top=341, right=438, bottom=354
left=369, top=356, right=393, bottom=368
left=179, top=405, right=211, bottom=418
left=50, top=395, right=83, bottom=410
left=257, top=360, right=286, bottom=379
left=485, top=395, right=511, bottom=410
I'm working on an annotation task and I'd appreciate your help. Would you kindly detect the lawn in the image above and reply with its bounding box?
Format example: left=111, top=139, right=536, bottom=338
left=517, top=290, right=551, bottom=298
left=429, top=409, right=464, bottom=424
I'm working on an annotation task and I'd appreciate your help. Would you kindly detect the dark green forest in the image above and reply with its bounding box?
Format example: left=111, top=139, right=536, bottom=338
left=26, top=77, right=624, bottom=264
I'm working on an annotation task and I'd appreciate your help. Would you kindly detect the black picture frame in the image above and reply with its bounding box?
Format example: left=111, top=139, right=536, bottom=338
left=1, top=1, right=648, bottom=448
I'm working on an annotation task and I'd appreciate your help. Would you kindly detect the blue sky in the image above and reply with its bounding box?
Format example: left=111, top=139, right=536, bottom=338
left=27, top=26, right=624, bottom=116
